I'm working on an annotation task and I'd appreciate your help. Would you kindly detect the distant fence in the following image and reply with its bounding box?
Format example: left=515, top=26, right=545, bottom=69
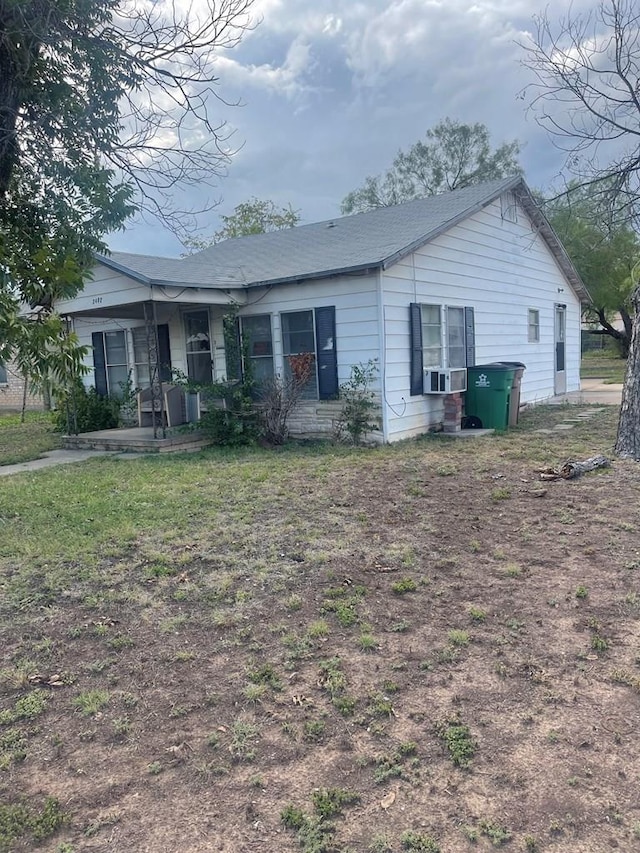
left=581, top=331, right=613, bottom=353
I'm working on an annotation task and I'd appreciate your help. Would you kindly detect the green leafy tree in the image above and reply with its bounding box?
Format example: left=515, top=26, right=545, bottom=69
left=341, top=118, right=521, bottom=214
left=0, top=0, right=254, bottom=391
left=545, top=186, right=640, bottom=356
left=185, top=197, right=300, bottom=251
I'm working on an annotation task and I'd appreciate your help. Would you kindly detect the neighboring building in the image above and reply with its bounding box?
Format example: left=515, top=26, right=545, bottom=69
left=55, top=176, right=589, bottom=443
left=0, top=359, right=44, bottom=412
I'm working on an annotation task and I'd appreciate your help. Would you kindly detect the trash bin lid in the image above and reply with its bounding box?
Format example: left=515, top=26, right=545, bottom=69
left=497, top=361, right=526, bottom=369
left=469, top=363, right=516, bottom=371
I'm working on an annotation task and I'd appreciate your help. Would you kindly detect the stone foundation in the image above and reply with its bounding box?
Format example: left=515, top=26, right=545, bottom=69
left=287, top=399, right=384, bottom=443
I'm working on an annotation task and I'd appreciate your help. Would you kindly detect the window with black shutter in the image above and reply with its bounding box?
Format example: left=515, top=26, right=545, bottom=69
left=91, top=330, right=128, bottom=397
left=132, top=324, right=172, bottom=386
left=280, top=306, right=338, bottom=400
left=409, top=303, right=476, bottom=395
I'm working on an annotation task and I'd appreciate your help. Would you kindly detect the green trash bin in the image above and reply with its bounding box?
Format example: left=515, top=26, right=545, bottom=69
left=465, top=364, right=516, bottom=429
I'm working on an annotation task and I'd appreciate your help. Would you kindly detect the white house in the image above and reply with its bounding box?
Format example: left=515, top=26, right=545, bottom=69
left=56, top=176, right=589, bottom=443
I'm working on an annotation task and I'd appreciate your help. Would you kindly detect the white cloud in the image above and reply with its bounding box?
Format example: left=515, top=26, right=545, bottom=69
left=215, top=35, right=316, bottom=98
left=109, top=0, right=609, bottom=253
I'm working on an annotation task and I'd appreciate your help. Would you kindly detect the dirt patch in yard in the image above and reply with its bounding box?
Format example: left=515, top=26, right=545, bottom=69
left=2, top=404, right=640, bottom=852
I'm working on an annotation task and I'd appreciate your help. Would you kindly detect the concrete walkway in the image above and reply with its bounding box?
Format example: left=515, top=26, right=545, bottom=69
left=548, top=378, right=623, bottom=406
left=0, top=448, right=116, bottom=478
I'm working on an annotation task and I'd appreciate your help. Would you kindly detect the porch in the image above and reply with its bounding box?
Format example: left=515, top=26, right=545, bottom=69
left=62, top=426, right=212, bottom=454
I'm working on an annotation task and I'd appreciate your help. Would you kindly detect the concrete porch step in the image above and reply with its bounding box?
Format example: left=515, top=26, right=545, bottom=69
left=62, top=427, right=211, bottom=454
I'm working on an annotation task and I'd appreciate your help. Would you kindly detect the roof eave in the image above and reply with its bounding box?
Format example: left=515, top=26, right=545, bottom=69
left=96, top=255, right=241, bottom=291
left=96, top=254, right=153, bottom=286
left=243, top=263, right=383, bottom=289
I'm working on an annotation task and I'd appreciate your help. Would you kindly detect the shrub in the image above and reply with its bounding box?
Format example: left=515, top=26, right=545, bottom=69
left=258, top=352, right=316, bottom=445
left=334, top=360, right=380, bottom=445
left=53, top=382, right=120, bottom=434
left=199, top=380, right=259, bottom=446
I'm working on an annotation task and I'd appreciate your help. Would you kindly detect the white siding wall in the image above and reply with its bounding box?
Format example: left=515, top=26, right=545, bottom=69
left=382, top=196, right=582, bottom=442
left=57, top=265, right=152, bottom=315
left=71, top=272, right=381, bottom=410
left=73, top=305, right=203, bottom=390
left=58, top=264, right=236, bottom=315
left=237, top=273, right=380, bottom=386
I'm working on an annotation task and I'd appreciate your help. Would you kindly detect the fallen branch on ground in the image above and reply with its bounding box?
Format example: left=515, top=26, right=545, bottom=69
left=538, top=455, right=611, bottom=481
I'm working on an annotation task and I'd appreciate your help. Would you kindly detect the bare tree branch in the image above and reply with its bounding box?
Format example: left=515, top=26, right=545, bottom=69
left=520, top=0, right=640, bottom=227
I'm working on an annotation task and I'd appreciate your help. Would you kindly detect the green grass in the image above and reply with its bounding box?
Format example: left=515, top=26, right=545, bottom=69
left=580, top=351, right=626, bottom=382
left=435, top=718, right=476, bottom=768
left=0, top=797, right=66, bottom=850
left=0, top=412, right=60, bottom=466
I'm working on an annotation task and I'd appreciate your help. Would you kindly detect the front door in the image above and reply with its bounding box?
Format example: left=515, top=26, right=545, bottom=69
left=554, top=304, right=566, bottom=394
left=185, top=311, right=213, bottom=384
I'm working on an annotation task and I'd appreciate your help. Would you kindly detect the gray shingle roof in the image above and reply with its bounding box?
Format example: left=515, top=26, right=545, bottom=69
left=95, top=251, right=248, bottom=287
left=100, top=177, right=589, bottom=301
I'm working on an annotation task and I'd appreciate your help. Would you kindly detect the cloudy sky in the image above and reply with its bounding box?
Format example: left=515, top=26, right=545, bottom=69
left=110, top=0, right=600, bottom=257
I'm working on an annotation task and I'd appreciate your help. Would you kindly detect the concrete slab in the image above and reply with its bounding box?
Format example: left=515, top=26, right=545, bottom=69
left=546, top=380, right=622, bottom=406
left=439, top=428, right=495, bottom=439
left=62, top=426, right=211, bottom=453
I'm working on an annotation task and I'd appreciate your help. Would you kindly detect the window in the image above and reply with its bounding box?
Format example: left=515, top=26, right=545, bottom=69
left=282, top=310, right=318, bottom=398
left=446, top=306, right=466, bottom=368
left=132, top=325, right=172, bottom=387
left=528, top=309, right=540, bottom=343
left=421, top=305, right=442, bottom=369
left=241, top=315, right=274, bottom=384
left=409, top=303, right=475, bottom=396
left=0, top=363, right=7, bottom=385
left=92, top=330, right=128, bottom=397
left=419, top=304, right=469, bottom=370
left=280, top=307, right=338, bottom=400
left=185, top=311, right=212, bottom=384
left=500, top=192, right=518, bottom=223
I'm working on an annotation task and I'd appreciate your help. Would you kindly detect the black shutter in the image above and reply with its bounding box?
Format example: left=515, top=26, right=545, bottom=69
left=409, top=303, right=423, bottom=396
left=314, top=306, right=338, bottom=400
left=92, top=332, right=108, bottom=396
left=157, top=324, right=172, bottom=382
left=464, top=307, right=475, bottom=367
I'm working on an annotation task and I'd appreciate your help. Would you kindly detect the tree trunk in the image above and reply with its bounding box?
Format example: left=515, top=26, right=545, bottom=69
left=590, top=306, right=630, bottom=357
left=20, top=371, right=28, bottom=424
left=615, top=286, right=640, bottom=459
left=620, top=307, right=634, bottom=358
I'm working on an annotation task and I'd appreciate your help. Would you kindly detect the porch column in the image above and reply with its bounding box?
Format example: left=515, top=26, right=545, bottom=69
left=143, top=301, right=166, bottom=439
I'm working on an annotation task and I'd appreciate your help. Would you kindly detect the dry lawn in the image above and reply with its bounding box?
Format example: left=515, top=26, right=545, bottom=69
left=1, top=403, right=640, bottom=852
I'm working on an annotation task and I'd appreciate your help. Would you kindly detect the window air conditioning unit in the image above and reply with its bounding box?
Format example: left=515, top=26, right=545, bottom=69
left=423, top=368, right=467, bottom=394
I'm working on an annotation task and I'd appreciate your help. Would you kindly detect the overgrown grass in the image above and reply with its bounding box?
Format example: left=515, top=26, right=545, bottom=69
left=0, top=412, right=60, bottom=466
